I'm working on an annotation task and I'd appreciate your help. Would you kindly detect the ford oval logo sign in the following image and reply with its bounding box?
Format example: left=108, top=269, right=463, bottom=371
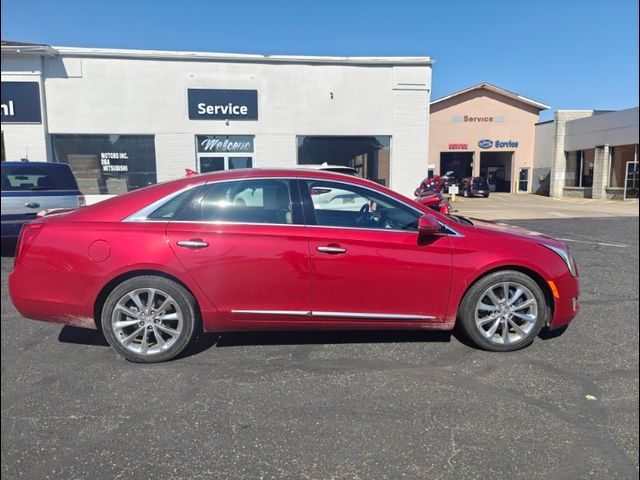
left=478, top=139, right=493, bottom=149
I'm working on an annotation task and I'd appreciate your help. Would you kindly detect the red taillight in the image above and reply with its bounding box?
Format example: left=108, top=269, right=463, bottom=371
left=310, top=187, right=332, bottom=195
left=15, top=223, right=45, bottom=266
left=78, top=195, right=86, bottom=207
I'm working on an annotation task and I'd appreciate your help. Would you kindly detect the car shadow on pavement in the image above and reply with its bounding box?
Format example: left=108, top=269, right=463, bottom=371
left=58, top=326, right=454, bottom=360
left=58, top=326, right=110, bottom=347
left=57, top=324, right=568, bottom=360
left=213, top=329, right=453, bottom=348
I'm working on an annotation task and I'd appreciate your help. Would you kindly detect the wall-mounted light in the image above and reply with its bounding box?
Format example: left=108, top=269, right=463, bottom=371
left=225, top=119, right=230, bottom=126
left=330, top=92, right=334, bottom=99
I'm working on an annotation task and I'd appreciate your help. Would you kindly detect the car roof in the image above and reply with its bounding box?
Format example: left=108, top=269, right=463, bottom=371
left=1, top=161, right=70, bottom=168
left=183, top=168, right=357, bottom=181
left=296, top=164, right=357, bottom=171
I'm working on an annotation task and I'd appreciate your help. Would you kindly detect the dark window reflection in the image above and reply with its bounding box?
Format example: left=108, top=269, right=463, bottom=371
left=51, top=134, right=156, bottom=194
left=297, top=136, right=391, bottom=186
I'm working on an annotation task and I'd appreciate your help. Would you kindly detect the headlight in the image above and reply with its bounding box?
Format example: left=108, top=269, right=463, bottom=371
left=541, top=244, right=578, bottom=277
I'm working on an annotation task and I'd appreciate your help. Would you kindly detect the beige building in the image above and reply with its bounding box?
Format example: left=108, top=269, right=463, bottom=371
left=429, top=83, right=548, bottom=193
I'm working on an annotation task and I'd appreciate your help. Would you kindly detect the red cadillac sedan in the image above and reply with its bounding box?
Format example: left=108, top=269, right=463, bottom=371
left=9, top=169, right=580, bottom=362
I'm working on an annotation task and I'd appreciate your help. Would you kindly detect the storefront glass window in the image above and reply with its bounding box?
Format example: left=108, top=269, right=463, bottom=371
left=610, top=145, right=637, bottom=188
left=564, top=149, right=594, bottom=187
left=51, top=134, right=156, bottom=194
left=297, top=136, right=391, bottom=186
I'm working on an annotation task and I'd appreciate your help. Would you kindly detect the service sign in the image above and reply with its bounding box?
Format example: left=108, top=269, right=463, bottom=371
left=188, top=89, right=258, bottom=121
left=1, top=82, right=42, bottom=123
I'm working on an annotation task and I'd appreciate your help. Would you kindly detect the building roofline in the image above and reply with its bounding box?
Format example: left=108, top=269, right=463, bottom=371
left=3, top=42, right=432, bottom=66
left=431, top=82, right=549, bottom=110
left=1, top=42, right=58, bottom=57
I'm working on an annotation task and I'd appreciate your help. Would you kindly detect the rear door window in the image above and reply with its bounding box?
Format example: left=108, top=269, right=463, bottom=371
left=1, top=164, right=79, bottom=191
left=177, top=179, right=300, bottom=225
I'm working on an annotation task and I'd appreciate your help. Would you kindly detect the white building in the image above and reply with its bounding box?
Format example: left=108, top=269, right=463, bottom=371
left=533, top=107, right=639, bottom=199
left=1, top=41, right=433, bottom=200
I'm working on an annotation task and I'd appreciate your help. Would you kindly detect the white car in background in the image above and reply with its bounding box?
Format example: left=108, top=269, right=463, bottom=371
left=297, top=163, right=367, bottom=211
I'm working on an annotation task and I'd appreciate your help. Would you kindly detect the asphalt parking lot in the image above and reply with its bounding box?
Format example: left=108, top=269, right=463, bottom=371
left=1, top=214, right=638, bottom=479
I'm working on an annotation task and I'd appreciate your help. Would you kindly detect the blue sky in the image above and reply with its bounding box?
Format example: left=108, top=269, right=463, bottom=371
left=2, top=0, right=638, bottom=120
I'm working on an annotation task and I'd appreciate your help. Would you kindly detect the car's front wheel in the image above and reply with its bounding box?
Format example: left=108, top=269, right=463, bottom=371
left=101, top=275, right=197, bottom=362
left=458, top=270, right=548, bottom=351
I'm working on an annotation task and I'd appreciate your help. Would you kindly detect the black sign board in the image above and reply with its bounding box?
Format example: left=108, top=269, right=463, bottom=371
left=188, top=89, right=258, bottom=121
left=1, top=82, right=42, bottom=123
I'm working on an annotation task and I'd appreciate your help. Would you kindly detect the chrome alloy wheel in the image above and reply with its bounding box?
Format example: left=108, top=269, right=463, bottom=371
left=111, top=288, right=184, bottom=356
left=474, top=282, right=539, bottom=345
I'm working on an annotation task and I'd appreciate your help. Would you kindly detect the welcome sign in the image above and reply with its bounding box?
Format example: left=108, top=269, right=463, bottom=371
left=188, top=89, right=258, bottom=120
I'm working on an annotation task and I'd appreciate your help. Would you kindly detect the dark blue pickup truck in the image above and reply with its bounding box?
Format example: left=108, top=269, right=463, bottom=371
left=1, top=162, right=85, bottom=239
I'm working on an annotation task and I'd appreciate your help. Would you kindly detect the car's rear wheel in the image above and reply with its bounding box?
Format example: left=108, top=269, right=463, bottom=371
left=101, top=276, right=197, bottom=362
left=458, top=270, right=548, bottom=351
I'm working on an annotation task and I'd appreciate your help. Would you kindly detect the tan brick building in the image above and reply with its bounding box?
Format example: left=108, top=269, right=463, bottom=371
left=429, top=83, right=548, bottom=193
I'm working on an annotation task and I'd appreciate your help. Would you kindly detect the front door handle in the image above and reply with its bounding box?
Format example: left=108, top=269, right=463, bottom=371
left=176, top=239, right=209, bottom=249
left=316, top=245, right=347, bottom=254
left=25, top=202, right=40, bottom=209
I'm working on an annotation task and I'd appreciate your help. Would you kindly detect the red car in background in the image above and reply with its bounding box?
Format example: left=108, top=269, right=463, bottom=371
left=9, top=169, right=580, bottom=362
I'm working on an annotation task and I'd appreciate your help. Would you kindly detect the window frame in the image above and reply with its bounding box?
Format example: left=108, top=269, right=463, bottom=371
left=124, top=175, right=463, bottom=237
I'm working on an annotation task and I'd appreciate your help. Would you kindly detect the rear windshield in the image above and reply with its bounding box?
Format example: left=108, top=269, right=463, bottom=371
left=473, top=178, right=489, bottom=187
left=1, top=163, right=79, bottom=191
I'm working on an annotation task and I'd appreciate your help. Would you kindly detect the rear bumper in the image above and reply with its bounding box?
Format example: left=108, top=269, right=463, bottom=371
left=549, top=273, right=580, bottom=329
left=9, top=264, right=98, bottom=329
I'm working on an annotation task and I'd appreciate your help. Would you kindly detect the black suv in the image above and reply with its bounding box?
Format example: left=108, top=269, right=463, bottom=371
left=460, top=177, right=490, bottom=198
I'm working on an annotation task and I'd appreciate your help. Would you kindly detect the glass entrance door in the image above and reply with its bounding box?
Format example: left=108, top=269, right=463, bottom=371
left=199, top=155, right=253, bottom=173
left=199, top=157, right=225, bottom=173
left=624, top=161, right=639, bottom=199
left=518, top=168, right=529, bottom=192
left=196, top=135, right=255, bottom=173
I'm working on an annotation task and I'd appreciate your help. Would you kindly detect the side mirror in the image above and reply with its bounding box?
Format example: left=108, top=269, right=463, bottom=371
left=418, top=214, right=441, bottom=235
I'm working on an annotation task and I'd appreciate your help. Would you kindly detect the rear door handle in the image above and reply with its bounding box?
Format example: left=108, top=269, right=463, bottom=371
left=176, top=240, right=209, bottom=249
left=316, top=246, right=347, bottom=254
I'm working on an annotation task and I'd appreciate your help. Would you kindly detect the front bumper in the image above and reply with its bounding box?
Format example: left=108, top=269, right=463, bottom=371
left=549, top=272, right=580, bottom=329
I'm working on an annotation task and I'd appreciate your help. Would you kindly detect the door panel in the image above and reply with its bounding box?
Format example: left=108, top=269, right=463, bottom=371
left=166, top=223, right=310, bottom=320
left=308, top=227, right=452, bottom=320
left=299, top=178, right=453, bottom=321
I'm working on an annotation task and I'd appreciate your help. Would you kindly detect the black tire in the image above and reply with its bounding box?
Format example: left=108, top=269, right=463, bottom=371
left=101, top=275, right=197, bottom=363
left=483, top=193, right=490, bottom=198
left=457, top=270, right=548, bottom=352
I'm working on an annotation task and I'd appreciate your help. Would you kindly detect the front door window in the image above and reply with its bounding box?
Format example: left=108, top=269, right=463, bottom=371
left=301, top=179, right=419, bottom=232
